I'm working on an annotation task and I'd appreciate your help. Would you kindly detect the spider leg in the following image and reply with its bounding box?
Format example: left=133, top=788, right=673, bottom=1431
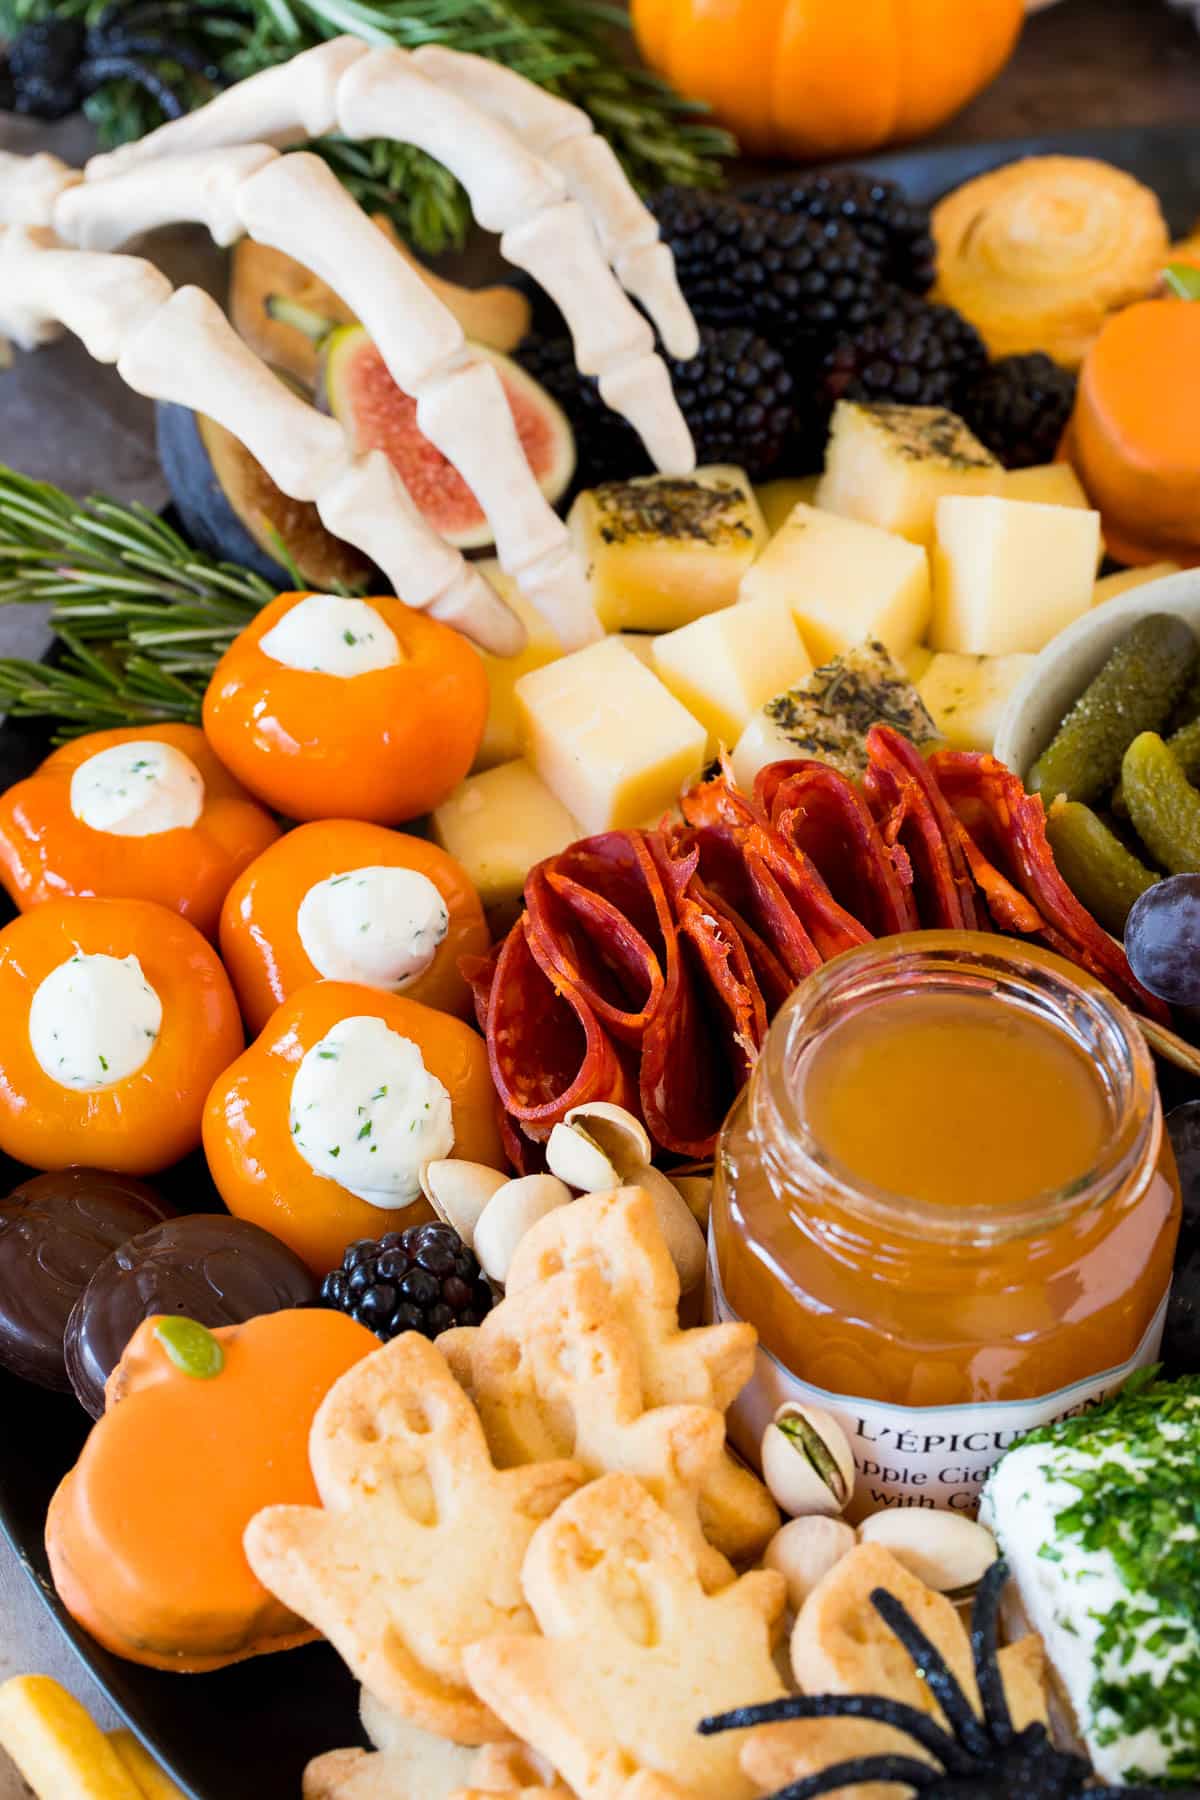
left=700, top=1693, right=972, bottom=1775
left=79, top=56, right=189, bottom=120
left=410, top=44, right=700, bottom=361
left=763, top=1754, right=941, bottom=1797
left=870, top=1588, right=993, bottom=1761
left=968, top=1559, right=1014, bottom=1746
left=85, top=38, right=218, bottom=74
left=0, top=224, right=523, bottom=655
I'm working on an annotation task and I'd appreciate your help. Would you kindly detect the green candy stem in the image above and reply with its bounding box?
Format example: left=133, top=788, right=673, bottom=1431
left=1164, top=263, right=1200, bottom=301
left=154, top=1316, right=225, bottom=1380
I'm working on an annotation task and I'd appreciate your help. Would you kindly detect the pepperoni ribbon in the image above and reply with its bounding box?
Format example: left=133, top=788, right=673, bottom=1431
left=863, top=725, right=986, bottom=930
left=758, top=759, right=919, bottom=937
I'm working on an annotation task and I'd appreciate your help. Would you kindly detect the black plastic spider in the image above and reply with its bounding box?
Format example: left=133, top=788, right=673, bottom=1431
left=701, top=1558, right=1183, bottom=1799
left=0, top=0, right=220, bottom=121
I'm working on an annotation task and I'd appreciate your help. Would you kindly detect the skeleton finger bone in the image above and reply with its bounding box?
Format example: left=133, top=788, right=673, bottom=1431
left=0, top=151, right=81, bottom=228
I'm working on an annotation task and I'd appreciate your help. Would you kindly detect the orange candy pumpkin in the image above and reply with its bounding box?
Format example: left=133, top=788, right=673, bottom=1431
left=0, top=724, right=279, bottom=940
left=1065, top=299, right=1200, bottom=567
left=204, top=982, right=505, bottom=1275
left=0, top=897, right=243, bottom=1176
left=202, top=591, right=489, bottom=825
left=631, top=0, right=1024, bottom=161
left=46, top=1310, right=376, bottom=1671
left=219, top=819, right=489, bottom=1036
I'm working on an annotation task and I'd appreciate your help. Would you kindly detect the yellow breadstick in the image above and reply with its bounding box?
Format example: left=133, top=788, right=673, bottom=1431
left=0, top=1675, right=143, bottom=1800
left=107, top=1730, right=188, bottom=1800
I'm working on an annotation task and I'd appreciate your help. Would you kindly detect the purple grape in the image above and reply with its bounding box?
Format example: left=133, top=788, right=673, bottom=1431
left=1125, top=875, right=1200, bottom=1006
left=1164, top=1100, right=1200, bottom=1374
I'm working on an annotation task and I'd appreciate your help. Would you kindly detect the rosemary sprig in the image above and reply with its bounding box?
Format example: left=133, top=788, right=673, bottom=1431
left=0, top=467, right=276, bottom=738
left=0, top=0, right=734, bottom=254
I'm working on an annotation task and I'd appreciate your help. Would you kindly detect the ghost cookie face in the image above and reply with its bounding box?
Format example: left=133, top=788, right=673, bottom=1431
left=46, top=1309, right=377, bottom=1672
left=0, top=724, right=280, bottom=939
left=203, top=980, right=505, bottom=1275
left=218, top=819, right=489, bottom=1035
left=0, top=897, right=244, bottom=1176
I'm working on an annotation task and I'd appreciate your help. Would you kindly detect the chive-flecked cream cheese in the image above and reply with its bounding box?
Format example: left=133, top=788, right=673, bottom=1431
left=259, top=594, right=401, bottom=677
left=29, top=951, right=162, bottom=1090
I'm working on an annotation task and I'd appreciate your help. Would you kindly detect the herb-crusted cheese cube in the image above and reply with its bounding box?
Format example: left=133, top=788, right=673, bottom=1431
left=740, top=503, right=931, bottom=664
left=431, top=760, right=580, bottom=925
left=917, top=651, right=1036, bottom=753
left=652, top=594, right=813, bottom=751
left=472, top=561, right=564, bottom=772
left=755, top=475, right=820, bottom=536
left=731, top=638, right=938, bottom=791
left=982, top=1376, right=1200, bottom=1787
left=567, top=465, right=767, bottom=633
left=516, top=637, right=707, bottom=835
left=931, top=495, right=1101, bottom=655
left=817, top=402, right=1004, bottom=548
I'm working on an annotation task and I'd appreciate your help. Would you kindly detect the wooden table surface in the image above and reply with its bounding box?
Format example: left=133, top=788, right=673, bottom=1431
left=0, top=0, right=1196, bottom=1793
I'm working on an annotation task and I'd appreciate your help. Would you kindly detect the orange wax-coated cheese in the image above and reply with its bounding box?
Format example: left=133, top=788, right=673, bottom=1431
left=45, top=1309, right=376, bottom=1672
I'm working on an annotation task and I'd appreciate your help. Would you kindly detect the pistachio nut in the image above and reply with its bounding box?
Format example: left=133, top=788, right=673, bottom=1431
left=761, top=1403, right=856, bottom=1518
left=671, top=1174, right=712, bottom=1229
left=546, top=1120, right=621, bottom=1193
left=857, top=1508, right=998, bottom=1596
left=562, top=1101, right=653, bottom=1173
left=764, top=1515, right=856, bottom=1613
left=633, top=1165, right=707, bottom=1295
left=419, top=1159, right=508, bottom=1247
left=472, top=1174, right=573, bottom=1286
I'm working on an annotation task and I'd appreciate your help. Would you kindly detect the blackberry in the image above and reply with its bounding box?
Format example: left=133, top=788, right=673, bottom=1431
left=822, top=288, right=988, bottom=414
left=320, top=1222, right=493, bottom=1342
left=740, top=170, right=938, bottom=295
left=650, top=187, right=883, bottom=352
left=518, top=325, right=797, bottom=483
left=961, top=352, right=1079, bottom=469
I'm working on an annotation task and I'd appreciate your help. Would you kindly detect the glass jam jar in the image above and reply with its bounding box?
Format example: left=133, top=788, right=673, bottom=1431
left=710, top=932, right=1180, bottom=1516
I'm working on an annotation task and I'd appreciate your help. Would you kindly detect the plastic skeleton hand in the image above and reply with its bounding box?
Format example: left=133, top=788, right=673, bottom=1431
left=0, top=44, right=699, bottom=655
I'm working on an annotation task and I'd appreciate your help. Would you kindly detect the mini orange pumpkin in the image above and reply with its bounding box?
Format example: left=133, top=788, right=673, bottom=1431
left=631, top=0, right=1024, bottom=161
left=202, top=591, right=489, bottom=825
left=46, top=1309, right=376, bottom=1671
left=219, top=820, right=489, bottom=1036
left=0, top=897, right=243, bottom=1176
left=204, top=981, right=505, bottom=1275
left=0, top=724, right=279, bottom=940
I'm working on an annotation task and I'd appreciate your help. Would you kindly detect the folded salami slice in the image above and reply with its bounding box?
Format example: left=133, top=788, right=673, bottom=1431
left=931, top=748, right=1170, bottom=1022
left=864, top=724, right=986, bottom=930
left=525, top=858, right=663, bottom=1047
left=759, top=759, right=919, bottom=937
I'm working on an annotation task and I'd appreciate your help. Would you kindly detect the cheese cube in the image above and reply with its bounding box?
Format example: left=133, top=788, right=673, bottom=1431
left=652, top=593, right=813, bottom=750
left=755, top=475, right=820, bottom=536
left=1004, top=463, right=1090, bottom=510
left=931, top=496, right=1101, bottom=656
left=616, top=632, right=657, bottom=667
left=902, top=644, right=934, bottom=684
left=740, top=503, right=931, bottom=664
left=472, top=561, right=563, bottom=771
left=431, top=760, right=581, bottom=922
left=516, top=637, right=707, bottom=835
left=917, top=651, right=1036, bottom=753
left=817, top=402, right=1005, bottom=547
left=568, top=465, right=767, bottom=633
left=1094, top=561, right=1182, bottom=606
left=731, top=639, right=938, bottom=791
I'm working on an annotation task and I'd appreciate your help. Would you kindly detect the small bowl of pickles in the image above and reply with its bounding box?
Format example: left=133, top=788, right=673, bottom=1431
left=994, top=570, right=1200, bottom=937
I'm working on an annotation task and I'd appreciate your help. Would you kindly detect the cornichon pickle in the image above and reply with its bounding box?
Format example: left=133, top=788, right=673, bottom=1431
left=1045, top=801, right=1158, bottom=935
left=1113, top=713, right=1200, bottom=813
left=1122, top=732, right=1200, bottom=876
left=1028, top=614, right=1199, bottom=804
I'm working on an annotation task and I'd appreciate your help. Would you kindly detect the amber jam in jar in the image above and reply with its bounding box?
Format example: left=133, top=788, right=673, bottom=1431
left=711, top=932, right=1180, bottom=1515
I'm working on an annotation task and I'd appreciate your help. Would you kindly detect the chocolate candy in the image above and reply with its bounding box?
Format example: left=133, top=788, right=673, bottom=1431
left=0, top=1169, right=174, bottom=1390
left=65, top=1214, right=317, bottom=1417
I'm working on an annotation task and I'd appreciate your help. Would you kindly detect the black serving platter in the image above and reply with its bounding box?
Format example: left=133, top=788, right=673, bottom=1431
left=0, top=122, right=1197, bottom=1800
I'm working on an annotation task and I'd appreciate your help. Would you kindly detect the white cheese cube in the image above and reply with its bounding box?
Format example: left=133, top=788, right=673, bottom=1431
left=740, top=503, right=931, bottom=664
left=755, top=475, right=820, bottom=536
left=1094, top=561, right=1182, bottom=606
left=616, top=632, right=657, bottom=667
left=652, top=593, right=813, bottom=750
left=901, top=644, right=934, bottom=684
left=917, top=651, right=1036, bottom=753
left=1004, top=463, right=1090, bottom=510
left=472, top=561, right=563, bottom=771
left=516, top=637, right=707, bottom=835
left=568, top=464, right=767, bottom=633
left=431, top=760, right=581, bottom=925
left=931, top=496, right=1101, bottom=656
left=817, top=402, right=1004, bottom=548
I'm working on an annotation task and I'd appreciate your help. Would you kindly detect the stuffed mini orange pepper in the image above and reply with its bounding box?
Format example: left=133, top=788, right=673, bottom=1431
left=204, top=981, right=505, bottom=1274
left=0, top=723, right=280, bottom=940
left=203, top=591, right=489, bottom=824
left=0, top=897, right=243, bottom=1175
left=219, top=819, right=489, bottom=1035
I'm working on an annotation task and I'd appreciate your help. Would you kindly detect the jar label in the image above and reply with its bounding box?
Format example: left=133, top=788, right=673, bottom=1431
left=708, top=1244, right=1169, bottom=1518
